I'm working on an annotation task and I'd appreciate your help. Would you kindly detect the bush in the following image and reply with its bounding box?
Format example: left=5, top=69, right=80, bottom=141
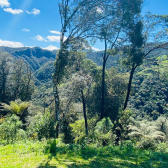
left=94, top=117, right=116, bottom=145
left=27, top=111, right=56, bottom=140
left=137, top=138, right=156, bottom=150
left=69, top=117, right=97, bottom=144
left=0, top=114, right=22, bottom=144
left=17, top=129, right=27, bottom=141
left=44, top=138, right=65, bottom=154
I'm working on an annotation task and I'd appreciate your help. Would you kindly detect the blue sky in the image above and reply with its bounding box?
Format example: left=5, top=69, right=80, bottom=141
left=0, top=0, right=167, bottom=51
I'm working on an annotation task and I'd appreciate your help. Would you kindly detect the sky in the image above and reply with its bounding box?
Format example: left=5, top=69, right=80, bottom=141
left=0, top=0, right=168, bottom=51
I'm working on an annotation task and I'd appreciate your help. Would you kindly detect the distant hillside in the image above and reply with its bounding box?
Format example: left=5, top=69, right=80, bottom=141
left=0, top=46, right=120, bottom=70
left=1, top=44, right=167, bottom=83
left=0, top=46, right=57, bottom=71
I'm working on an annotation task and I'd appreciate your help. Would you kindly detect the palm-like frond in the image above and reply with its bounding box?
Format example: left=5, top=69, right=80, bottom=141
left=2, top=100, right=30, bottom=115
left=128, top=120, right=166, bottom=142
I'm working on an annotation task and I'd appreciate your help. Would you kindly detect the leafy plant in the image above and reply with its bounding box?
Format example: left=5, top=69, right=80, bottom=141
left=69, top=117, right=97, bottom=144
left=2, top=99, right=30, bottom=115
left=128, top=119, right=166, bottom=149
left=94, top=117, right=116, bottom=145
left=28, top=111, right=56, bottom=140
left=0, top=114, right=22, bottom=144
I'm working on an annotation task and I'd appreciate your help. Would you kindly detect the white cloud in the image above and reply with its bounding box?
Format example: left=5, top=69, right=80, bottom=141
left=3, top=8, right=23, bottom=14
left=92, top=47, right=100, bottom=51
left=96, top=7, right=103, bottom=14
left=49, top=30, right=61, bottom=35
left=26, top=8, right=40, bottom=16
left=46, top=35, right=60, bottom=42
left=33, top=35, right=47, bottom=42
left=0, top=0, right=10, bottom=8
left=46, top=35, right=67, bottom=42
left=22, top=28, right=30, bottom=32
left=0, top=39, right=24, bottom=48
left=43, top=45, right=59, bottom=51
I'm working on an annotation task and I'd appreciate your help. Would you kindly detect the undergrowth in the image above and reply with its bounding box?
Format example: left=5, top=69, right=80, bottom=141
left=0, top=139, right=168, bottom=168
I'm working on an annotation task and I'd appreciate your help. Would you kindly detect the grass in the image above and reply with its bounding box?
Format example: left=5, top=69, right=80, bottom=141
left=0, top=141, right=168, bottom=168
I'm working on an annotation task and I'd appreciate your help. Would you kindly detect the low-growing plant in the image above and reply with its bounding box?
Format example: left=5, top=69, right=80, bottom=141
left=0, top=114, right=22, bottom=144
left=27, top=111, right=56, bottom=140
left=157, top=142, right=168, bottom=153
left=137, top=138, right=157, bottom=150
left=69, top=117, right=97, bottom=144
left=94, top=117, right=116, bottom=145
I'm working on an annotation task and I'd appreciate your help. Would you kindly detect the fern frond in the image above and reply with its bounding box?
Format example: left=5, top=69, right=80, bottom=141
left=2, top=100, right=30, bottom=115
left=128, top=125, right=141, bottom=132
left=128, top=131, right=143, bottom=137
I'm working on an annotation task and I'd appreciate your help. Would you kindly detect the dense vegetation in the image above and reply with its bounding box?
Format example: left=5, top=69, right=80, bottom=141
left=1, top=0, right=168, bottom=167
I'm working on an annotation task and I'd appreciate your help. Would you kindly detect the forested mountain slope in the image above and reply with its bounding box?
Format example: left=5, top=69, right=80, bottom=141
left=129, top=55, right=168, bottom=118
left=1, top=45, right=168, bottom=116
left=0, top=46, right=56, bottom=71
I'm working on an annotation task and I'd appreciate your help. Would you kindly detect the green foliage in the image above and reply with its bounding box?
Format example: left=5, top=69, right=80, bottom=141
left=2, top=99, right=30, bottom=115
left=157, top=142, right=168, bottom=153
left=44, top=138, right=65, bottom=154
left=137, top=138, right=157, bottom=150
left=115, top=109, right=132, bottom=143
left=87, top=68, right=127, bottom=122
left=69, top=117, right=97, bottom=144
left=94, top=117, right=116, bottom=145
left=155, top=116, right=168, bottom=140
left=35, top=61, right=55, bottom=81
left=0, top=114, right=22, bottom=144
left=2, top=99, right=30, bottom=126
left=128, top=119, right=166, bottom=149
left=1, top=141, right=168, bottom=168
left=129, top=54, right=168, bottom=118
left=27, top=111, right=56, bottom=140
left=45, top=138, right=57, bottom=153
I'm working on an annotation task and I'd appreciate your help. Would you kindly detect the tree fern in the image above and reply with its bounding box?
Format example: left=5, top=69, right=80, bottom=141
left=128, top=120, right=166, bottom=143
left=2, top=99, right=30, bottom=115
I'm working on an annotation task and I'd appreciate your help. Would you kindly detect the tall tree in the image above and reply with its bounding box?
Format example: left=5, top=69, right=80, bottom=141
left=123, top=13, right=168, bottom=111
left=53, top=0, right=102, bottom=137
left=90, top=0, right=143, bottom=119
left=0, top=52, right=11, bottom=103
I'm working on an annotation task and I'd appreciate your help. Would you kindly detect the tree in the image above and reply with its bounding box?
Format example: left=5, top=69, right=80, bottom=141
left=70, top=72, right=93, bottom=136
left=0, top=52, right=11, bottom=103
left=122, top=13, right=168, bottom=111
left=89, top=0, right=144, bottom=119
left=2, top=99, right=30, bottom=126
left=19, top=64, right=33, bottom=101
left=53, top=0, right=102, bottom=137
left=87, top=68, right=127, bottom=122
left=12, top=60, right=23, bottom=100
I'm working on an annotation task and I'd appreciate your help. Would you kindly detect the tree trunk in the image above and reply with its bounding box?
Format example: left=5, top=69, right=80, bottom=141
left=101, top=59, right=106, bottom=119
left=2, top=68, right=6, bottom=103
left=101, top=38, right=107, bottom=119
left=124, top=66, right=136, bottom=111
left=53, top=81, right=60, bottom=138
left=81, top=90, right=88, bottom=136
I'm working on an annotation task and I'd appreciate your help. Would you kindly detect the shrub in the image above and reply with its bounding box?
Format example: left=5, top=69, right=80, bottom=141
left=0, top=114, right=22, bottom=144
left=28, top=111, right=56, bottom=140
left=157, top=142, right=168, bottom=153
left=69, top=117, right=97, bottom=144
left=44, top=138, right=65, bottom=154
left=94, top=117, right=116, bottom=145
left=137, top=138, right=156, bottom=150
left=128, top=120, right=166, bottom=146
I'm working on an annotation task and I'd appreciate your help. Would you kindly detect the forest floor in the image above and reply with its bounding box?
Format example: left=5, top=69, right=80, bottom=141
left=0, top=141, right=168, bottom=168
